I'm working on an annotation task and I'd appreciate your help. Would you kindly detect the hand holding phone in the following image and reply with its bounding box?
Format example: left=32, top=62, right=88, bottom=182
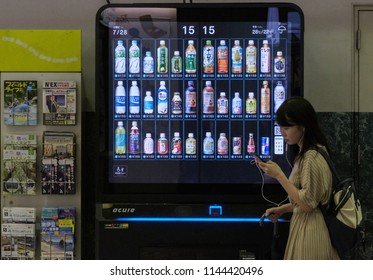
left=251, top=152, right=266, bottom=162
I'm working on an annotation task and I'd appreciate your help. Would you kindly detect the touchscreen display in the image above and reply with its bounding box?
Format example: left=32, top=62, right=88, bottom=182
left=96, top=4, right=303, bottom=194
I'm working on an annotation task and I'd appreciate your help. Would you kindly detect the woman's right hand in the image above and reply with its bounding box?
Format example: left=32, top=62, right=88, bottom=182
left=265, top=206, right=283, bottom=223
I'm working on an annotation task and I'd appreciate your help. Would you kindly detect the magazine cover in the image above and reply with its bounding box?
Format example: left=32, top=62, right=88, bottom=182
left=3, top=80, right=38, bottom=125
left=1, top=223, right=36, bottom=260
left=2, top=134, right=37, bottom=195
left=42, top=81, right=76, bottom=125
left=42, top=131, right=75, bottom=194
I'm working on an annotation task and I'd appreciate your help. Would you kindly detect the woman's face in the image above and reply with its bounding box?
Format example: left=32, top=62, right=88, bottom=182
left=280, top=125, right=304, bottom=146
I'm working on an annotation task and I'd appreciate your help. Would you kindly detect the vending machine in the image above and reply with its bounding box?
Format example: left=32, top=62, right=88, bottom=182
left=95, top=3, right=304, bottom=259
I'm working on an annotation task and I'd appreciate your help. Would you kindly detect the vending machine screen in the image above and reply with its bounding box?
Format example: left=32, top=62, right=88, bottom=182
left=96, top=3, right=304, bottom=196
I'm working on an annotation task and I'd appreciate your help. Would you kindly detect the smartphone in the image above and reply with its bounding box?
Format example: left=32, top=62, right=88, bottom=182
left=250, top=152, right=267, bottom=162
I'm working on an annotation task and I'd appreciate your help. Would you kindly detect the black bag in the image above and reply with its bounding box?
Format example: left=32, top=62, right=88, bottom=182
left=314, top=147, right=364, bottom=258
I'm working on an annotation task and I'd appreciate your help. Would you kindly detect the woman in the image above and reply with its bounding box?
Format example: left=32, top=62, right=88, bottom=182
left=258, top=96, right=339, bottom=259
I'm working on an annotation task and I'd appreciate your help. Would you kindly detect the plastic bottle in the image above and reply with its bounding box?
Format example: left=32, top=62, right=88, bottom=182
left=260, top=81, right=270, bottom=114
left=274, top=51, right=285, bottom=74
left=217, top=40, right=228, bottom=73
left=129, top=40, right=140, bottom=74
left=157, top=40, right=168, bottom=73
left=171, top=51, right=182, bottom=74
left=129, top=81, right=140, bottom=114
left=247, top=133, right=255, bottom=153
left=232, top=92, right=242, bottom=115
left=157, top=81, right=168, bottom=114
left=274, top=81, right=285, bottom=113
left=171, top=132, right=182, bottom=155
left=185, top=133, right=196, bottom=155
left=115, top=81, right=126, bottom=114
left=171, top=92, right=182, bottom=114
left=217, top=133, right=228, bottom=155
left=203, top=81, right=214, bottom=114
left=157, top=133, right=168, bottom=154
left=114, top=39, right=126, bottom=74
left=129, top=121, right=140, bottom=154
left=185, top=81, right=197, bottom=114
left=231, top=40, right=243, bottom=73
left=143, top=133, right=154, bottom=155
left=115, top=121, right=126, bottom=154
left=217, top=92, right=228, bottom=114
left=203, top=40, right=214, bottom=73
left=143, top=51, right=154, bottom=74
left=203, top=132, right=214, bottom=155
left=143, top=91, right=154, bottom=114
left=260, top=40, right=271, bottom=73
left=245, top=92, right=256, bottom=114
left=185, top=40, right=197, bottom=74
left=246, top=40, right=257, bottom=73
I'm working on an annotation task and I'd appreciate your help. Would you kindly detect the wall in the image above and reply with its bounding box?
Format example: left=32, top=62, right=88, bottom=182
left=1, top=0, right=372, bottom=259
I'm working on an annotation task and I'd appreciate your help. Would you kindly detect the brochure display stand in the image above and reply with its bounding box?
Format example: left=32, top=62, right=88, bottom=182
left=0, top=30, right=82, bottom=259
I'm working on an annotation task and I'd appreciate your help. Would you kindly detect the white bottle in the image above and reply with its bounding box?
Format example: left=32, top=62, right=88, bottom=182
left=157, top=81, right=168, bottom=114
left=231, top=40, right=243, bottom=73
left=185, top=133, right=196, bottom=155
left=114, top=40, right=126, bottom=74
left=260, top=40, right=271, bottom=73
left=115, top=81, right=126, bottom=114
left=143, top=133, right=154, bottom=155
left=274, top=81, right=285, bottom=113
left=143, top=91, right=154, bottom=114
left=143, top=51, right=154, bottom=74
left=203, top=132, right=214, bottom=155
left=129, top=40, right=140, bottom=74
left=217, top=92, right=228, bottom=114
left=232, top=92, right=242, bottom=115
left=129, top=81, right=140, bottom=114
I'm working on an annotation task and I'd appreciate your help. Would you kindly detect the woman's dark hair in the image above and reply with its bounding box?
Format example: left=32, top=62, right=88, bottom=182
left=276, top=96, right=329, bottom=162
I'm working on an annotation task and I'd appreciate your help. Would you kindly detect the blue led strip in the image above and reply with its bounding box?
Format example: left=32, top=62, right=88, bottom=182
left=115, top=217, right=285, bottom=222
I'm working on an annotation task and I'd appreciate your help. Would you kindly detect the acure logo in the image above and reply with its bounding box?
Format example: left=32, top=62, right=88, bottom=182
left=112, top=207, right=136, bottom=213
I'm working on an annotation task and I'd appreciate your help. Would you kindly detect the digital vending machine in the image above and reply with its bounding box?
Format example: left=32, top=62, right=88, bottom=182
left=95, top=3, right=304, bottom=259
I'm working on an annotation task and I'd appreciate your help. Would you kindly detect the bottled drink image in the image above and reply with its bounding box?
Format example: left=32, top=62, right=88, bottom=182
left=232, top=92, right=242, bottom=115
left=157, top=40, right=168, bottom=73
left=115, top=81, right=126, bottom=114
left=171, top=132, right=182, bottom=155
left=157, top=81, right=168, bottom=114
left=217, top=133, right=228, bottom=155
left=202, top=81, right=214, bottom=114
left=185, top=81, right=197, bottom=114
left=143, top=51, right=154, bottom=74
left=185, top=133, right=196, bottom=155
left=171, top=92, right=182, bottom=114
left=217, top=40, right=228, bottom=73
left=129, top=40, right=140, bottom=74
left=185, top=40, right=197, bottom=74
left=129, top=121, right=140, bottom=154
left=274, top=81, right=285, bottom=113
left=274, top=51, right=285, bottom=74
left=217, top=92, right=228, bottom=114
left=143, top=133, right=154, bottom=155
left=157, top=133, right=168, bottom=155
left=129, top=81, right=140, bottom=114
left=143, top=91, right=154, bottom=114
left=171, top=51, right=182, bottom=74
left=247, top=133, right=255, bottom=153
left=231, top=40, right=243, bottom=73
left=115, top=121, right=126, bottom=154
left=245, top=92, right=256, bottom=114
left=260, top=40, right=271, bottom=73
left=203, top=40, right=214, bottom=73
left=114, top=39, right=126, bottom=74
left=203, top=132, right=214, bottom=155
left=260, top=80, right=270, bottom=114
left=246, top=40, right=257, bottom=73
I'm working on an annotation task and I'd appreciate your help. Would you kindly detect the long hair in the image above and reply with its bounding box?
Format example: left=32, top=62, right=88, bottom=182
left=276, top=96, right=329, bottom=163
